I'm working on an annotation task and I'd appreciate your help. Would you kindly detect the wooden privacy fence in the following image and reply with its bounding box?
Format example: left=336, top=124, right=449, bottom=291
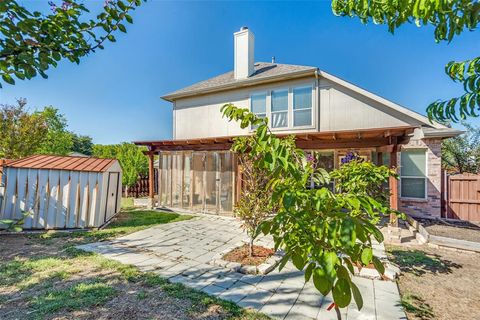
left=124, top=169, right=158, bottom=198
left=445, top=173, right=480, bottom=222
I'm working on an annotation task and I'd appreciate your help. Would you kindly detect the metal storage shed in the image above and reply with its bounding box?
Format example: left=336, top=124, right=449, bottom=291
left=0, top=155, right=122, bottom=230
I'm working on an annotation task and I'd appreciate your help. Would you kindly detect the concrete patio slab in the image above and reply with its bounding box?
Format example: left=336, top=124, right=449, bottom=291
left=77, top=213, right=406, bottom=320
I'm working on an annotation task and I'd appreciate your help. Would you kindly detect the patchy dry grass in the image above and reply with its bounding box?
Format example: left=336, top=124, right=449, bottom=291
left=387, top=245, right=480, bottom=320
left=0, top=209, right=270, bottom=320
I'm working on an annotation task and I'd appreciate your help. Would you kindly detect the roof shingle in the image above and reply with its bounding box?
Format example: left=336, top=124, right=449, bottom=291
left=162, top=62, right=317, bottom=101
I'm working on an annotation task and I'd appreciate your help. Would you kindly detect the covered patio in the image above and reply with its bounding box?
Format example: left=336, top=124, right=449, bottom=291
left=134, top=126, right=415, bottom=216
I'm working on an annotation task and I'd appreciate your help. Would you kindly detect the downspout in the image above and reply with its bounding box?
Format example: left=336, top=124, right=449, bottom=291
left=315, top=69, right=319, bottom=131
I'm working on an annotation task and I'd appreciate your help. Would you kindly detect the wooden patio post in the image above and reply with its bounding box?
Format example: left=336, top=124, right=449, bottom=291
left=389, top=146, right=399, bottom=227
left=148, top=151, right=155, bottom=209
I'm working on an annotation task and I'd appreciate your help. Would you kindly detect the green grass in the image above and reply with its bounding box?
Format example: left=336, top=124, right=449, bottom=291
left=35, top=209, right=194, bottom=243
left=30, top=281, right=117, bottom=317
left=121, top=197, right=134, bottom=210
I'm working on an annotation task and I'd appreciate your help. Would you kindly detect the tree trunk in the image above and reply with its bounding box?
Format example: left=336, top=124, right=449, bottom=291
left=249, top=237, right=254, bottom=257
left=335, top=306, right=342, bottom=320
left=124, top=186, right=129, bottom=198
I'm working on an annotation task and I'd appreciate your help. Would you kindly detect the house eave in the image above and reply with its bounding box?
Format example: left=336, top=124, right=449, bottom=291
left=161, top=68, right=317, bottom=102
left=134, top=126, right=416, bottom=152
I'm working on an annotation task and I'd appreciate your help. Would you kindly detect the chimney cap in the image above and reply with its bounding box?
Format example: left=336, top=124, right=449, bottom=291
left=272, top=56, right=276, bottom=64
left=240, top=26, right=248, bottom=31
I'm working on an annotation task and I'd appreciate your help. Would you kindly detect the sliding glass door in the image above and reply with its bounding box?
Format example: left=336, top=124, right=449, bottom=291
left=158, top=151, right=234, bottom=215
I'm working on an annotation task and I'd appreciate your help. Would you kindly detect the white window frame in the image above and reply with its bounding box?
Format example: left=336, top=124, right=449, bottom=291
left=399, top=148, right=428, bottom=200
left=292, top=85, right=314, bottom=128
left=270, top=88, right=289, bottom=129
left=248, top=83, right=315, bottom=132
left=250, top=91, right=267, bottom=129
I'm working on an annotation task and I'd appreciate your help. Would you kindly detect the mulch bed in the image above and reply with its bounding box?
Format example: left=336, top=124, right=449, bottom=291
left=418, top=218, right=480, bottom=243
left=222, top=244, right=274, bottom=266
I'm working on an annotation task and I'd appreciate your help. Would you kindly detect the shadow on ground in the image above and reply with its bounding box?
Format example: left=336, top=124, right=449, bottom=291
left=389, top=249, right=462, bottom=276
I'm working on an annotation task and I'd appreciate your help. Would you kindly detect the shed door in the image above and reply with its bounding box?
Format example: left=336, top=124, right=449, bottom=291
left=105, top=172, right=119, bottom=221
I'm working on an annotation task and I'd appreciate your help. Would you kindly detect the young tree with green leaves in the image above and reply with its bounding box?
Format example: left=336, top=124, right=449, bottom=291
left=0, top=99, right=48, bottom=159
left=234, top=140, right=279, bottom=257
left=0, top=0, right=144, bottom=87
left=222, top=104, right=395, bottom=316
left=331, top=0, right=479, bottom=122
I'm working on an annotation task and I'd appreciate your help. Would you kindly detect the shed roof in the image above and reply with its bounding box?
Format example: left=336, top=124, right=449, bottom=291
left=5, top=155, right=117, bottom=172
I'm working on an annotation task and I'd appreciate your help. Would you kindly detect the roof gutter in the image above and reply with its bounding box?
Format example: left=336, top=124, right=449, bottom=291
left=161, top=68, right=317, bottom=102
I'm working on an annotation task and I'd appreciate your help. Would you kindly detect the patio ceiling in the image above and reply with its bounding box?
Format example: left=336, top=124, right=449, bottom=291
left=134, top=126, right=416, bottom=152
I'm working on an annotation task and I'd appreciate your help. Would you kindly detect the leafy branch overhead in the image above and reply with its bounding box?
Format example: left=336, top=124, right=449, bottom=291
left=222, top=104, right=398, bottom=311
left=331, top=0, right=480, bottom=122
left=0, top=0, right=144, bottom=87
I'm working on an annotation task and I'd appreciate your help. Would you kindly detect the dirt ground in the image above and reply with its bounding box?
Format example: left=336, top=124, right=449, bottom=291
left=387, top=244, right=480, bottom=320
left=222, top=244, right=274, bottom=266
left=419, top=219, right=480, bottom=243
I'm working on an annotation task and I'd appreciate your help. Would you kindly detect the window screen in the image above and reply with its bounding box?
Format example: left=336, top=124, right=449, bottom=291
left=400, top=149, right=427, bottom=199
left=293, top=87, right=312, bottom=126
left=271, top=90, right=288, bottom=128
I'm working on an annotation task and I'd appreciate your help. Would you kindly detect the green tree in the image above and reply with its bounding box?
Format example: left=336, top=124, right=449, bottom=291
left=35, top=106, right=73, bottom=155
left=331, top=0, right=480, bottom=122
left=0, top=0, right=143, bottom=87
left=94, top=143, right=148, bottom=196
left=0, top=99, right=48, bottom=159
left=92, top=144, right=118, bottom=159
left=222, top=104, right=393, bottom=314
left=234, top=139, right=279, bottom=257
left=442, top=122, right=480, bottom=173
left=331, top=158, right=397, bottom=207
left=71, top=134, right=93, bottom=156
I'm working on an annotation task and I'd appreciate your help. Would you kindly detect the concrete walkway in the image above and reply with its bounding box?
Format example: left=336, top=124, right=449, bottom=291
left=77, top=213, right=406, bottom=320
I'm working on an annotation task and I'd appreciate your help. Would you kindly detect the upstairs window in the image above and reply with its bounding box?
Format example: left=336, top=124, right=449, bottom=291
left=400, top=149, right=427, bottom=199
left=251, top=93, right=266, bottom=128
left=293, top=86, right=312, bottom=127
left=271, top=89, right=288, bottom=128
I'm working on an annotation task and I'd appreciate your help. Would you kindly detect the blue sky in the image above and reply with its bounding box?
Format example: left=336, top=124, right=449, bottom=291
left=1, top=1, right=479, bottom=144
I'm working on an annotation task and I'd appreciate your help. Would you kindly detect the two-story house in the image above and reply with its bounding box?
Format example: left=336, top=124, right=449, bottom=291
left=136, top=27, right=461, bottom=218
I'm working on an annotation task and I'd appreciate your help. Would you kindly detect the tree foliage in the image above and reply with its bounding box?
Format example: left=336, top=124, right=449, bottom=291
left=0, top=99, right=48, bottom=159
left=222, top=104, right=395, bottom=311
left=0, top=100, right=94, bottom=159
left=442, top=121, right=480, bottom=173
left=234, top=136, right=279, bottom=257
left=331, top=157, right=397, bottom=207
left=331, top=0, right=480, bottom=122
left=35, top=106, right=73, bottom=155
left=0, top=0, right=144, bottom=87
left=93, top=143, right=148, bottom=196
left=71, top=134, right=93, bottom=156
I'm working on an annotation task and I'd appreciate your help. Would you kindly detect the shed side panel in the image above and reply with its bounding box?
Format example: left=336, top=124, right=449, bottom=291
left=23, top=169, right=37, bottom=228
left=78, top=172, right=90, bottom=228
left=97, top=173, right=108, bottom=226
left=1, top=167, right=17, bottom=220
left=14, top=168, right=28, bottom=220
left=36, top=171, right=49, bottom=228
left=46, top=170, right=60, bottom=229
left=67, top=172, right=80, bottom=228
left=87, top=173, right=99, bottom=227
left=58, top=171, right=71, bottom=228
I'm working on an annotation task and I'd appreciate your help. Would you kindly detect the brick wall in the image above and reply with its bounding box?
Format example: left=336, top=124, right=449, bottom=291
left=398, top=138, right=442, bottom=218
